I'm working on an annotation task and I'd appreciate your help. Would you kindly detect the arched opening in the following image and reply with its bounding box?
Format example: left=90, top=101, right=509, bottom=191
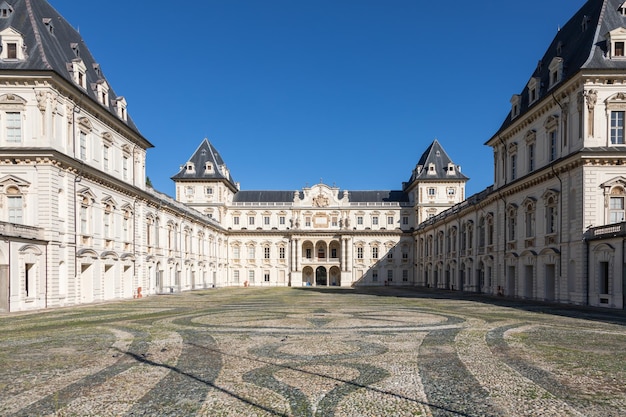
left=315, top=266, right=327, bottom=286
left=329, top=266, right=341, bottom=286
left=302, top=266, right=314, bottom=286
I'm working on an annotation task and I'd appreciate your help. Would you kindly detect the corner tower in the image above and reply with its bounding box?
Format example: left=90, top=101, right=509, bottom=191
left=403, top=139, right=468, bottom=224
left=172, top=138, right=239, bottom=221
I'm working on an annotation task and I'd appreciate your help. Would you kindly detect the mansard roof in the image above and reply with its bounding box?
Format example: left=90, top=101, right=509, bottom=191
left=404, top=139, right=468, bottom=189
left=0, top=0, right=148, bottom=142
left=172, top=138, right=239, bottom=191
left=232, top=190, right=409, bottom=204
left=494, top=0, right=626, bottom=136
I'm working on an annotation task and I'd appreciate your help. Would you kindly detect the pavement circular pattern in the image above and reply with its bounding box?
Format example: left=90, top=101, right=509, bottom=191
left=1, top=287, right=625, bottom=417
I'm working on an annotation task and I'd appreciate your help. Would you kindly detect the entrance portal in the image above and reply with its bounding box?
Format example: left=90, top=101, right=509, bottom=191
left=315, top=266, right=327, bottom=286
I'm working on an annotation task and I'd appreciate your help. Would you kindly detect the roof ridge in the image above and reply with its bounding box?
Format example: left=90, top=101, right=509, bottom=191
left=582, top=0, right=610, bottom=68
left=25, top=0, right=50, bottom=69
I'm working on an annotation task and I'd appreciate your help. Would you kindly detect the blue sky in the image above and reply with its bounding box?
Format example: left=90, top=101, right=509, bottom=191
left=51, top=0, right=587, bottom=197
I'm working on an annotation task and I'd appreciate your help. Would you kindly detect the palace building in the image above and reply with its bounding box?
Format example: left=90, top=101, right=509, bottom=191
left=0, top=0, right=625, bottom=312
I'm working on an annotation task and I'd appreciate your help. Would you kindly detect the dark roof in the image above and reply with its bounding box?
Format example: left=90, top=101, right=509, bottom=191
left=404, top=139, right=469, bottom=188
left=0, top=0, right=147, bottom=142
left=171, top=138, right=238, bottom=191
left=343, top=190, right=409, bottom=203
left=232, top=190, right=408, bottom=204
left=493, top=0, right=626, bottom=137
left=233, top=191, right=297, bottom=203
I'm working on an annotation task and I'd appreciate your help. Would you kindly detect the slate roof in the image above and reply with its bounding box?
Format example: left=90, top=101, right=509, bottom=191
left=493, top=0, right=626, bottom=137
left=0, top=0, right=149, bottom=144
left=171, top=138, right=239, bottom=191
left=232, top=190, right=408, bottom=204
left=404, top=139, right=468, bottom=188
left=342, top=190, right=409, bottom=203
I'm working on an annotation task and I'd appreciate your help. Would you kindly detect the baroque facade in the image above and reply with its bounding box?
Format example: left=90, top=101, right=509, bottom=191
left=0, top=0, right=625, bottom=312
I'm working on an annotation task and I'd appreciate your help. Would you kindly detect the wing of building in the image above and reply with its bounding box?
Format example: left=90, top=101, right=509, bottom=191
left=0, top=0, right=624, bottom=312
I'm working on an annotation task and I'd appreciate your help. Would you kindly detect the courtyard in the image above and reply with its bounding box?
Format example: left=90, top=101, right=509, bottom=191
left=0, top=287, right=625, bottom=417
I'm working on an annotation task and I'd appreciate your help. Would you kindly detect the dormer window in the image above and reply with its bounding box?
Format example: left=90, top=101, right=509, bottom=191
left=114, top=97, right=127, bottom=121
left=619, top=3, right=626, bottom=16
left=510, top=94, right=521, bottom=119
left=527, top=77, right=541, bottom=105
left=93, top=80, right=109, bottom=106
left=556, top=41, right=564, bottom=56
left=447, top=163, right=455, bottom=174
left=205, top=162, right=213, bottom=172
left=68, top=59, right=87, bottom=89
left=70, top=42, right=80, bottom=58
left=606, top=28, right=626, bottom=59
left=186, top=162, right=195, bottom=173
left=0, top=27, right=25, bottom=61
left=0, top=2, right=13, bottom=18
left=582, top=15, right=590, bottom=32
left=548, top=57, right=563, bottom=88
left=428, top=163, right=435, bottom=174
left=42, top=18, right=54, bottom=34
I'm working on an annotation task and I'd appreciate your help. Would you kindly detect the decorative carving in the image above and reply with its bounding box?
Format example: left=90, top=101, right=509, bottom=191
left=585, top=89, right=597, bottom=110
left=35, top=91, right=47, bottom=112
left=585, top=90, right=597, bottom=137
left=313, top=193, right=329, bottom=207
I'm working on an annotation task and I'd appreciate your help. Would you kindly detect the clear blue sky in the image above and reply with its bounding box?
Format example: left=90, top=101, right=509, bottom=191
left=50, top=0, right=587, bottom=197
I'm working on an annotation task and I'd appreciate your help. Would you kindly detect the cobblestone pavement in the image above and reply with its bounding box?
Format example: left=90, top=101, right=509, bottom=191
left=1, top=287, right=625, bottom=417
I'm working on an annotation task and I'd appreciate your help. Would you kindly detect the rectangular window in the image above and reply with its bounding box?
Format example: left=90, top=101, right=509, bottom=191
left=616, top=41, right=625, bottom=57
left=528, top=143, right=535, bottom=172
left=7, top=195, right=22, bottom=223
left=357, top=216, right=363, bottom=225
left=233, top=216, right=239, bottom=225
left=428, top=188, right=436, bottom=196
left=279, top=216, right=285, bottom=225
left=80, top=205, right=88, bottom=235
left=206, top=187, right=213, bottom=195
left=123, top=156, right=129, bottom=180
left=547, top=206, right=557, bottom=234
left=264, top=247, right=270, bottom=259
left=387, top=251, right=393, bottom=259
left=611, top=111, right=625, bottom=144
left=372, top=247, right=378, bottom=259
left=548, top=130, right=557, bottom=161
left=402, top=270, right=409, bottom=282
left=447, top=188, right=455, bottom=196
left=387, top=216, right=394, bottom=225
left=331, top=248, right=337, bottom=258
left=510, top=154, right=517, bottom=180
left=104, top=211, right=111, bottom=238
left=103, top=145, right=109, bottom=170
left=264, top=272, right=270, bottom=282
left=600, top=261, right=610, bottom=294
left=372, top=270, right=378, bottom=282
left=279, top=247, right=285, bottom=259
left=264, top=216, right=270, bottom=225
left=233, top=270, right=240, bottom=284
left=525, top=211, right=534, bottom=238
left=7, top=43, right=17, bottom=59
left=6, top=112, right=21, bottom=143
left=357, top=247, right=363, bottom=259
left=248, top=270, right=255, bottom=283
left=372, top=216, right=378, bottom=225
left=332, top=216, right=338, bottom=227
left=610, top=197, right=625, bottom=223
left=249, top=216, right=255, bottom=225
left=248, top=247, right=255, bottom=259
left=402, top=216, right=409, bottom=225
left=185, top=186, right=194, bottom=196
left=306, top=248, right=312, bottom=259
left=387, top=270, right=393, bottom=282
left=305, top=217, right=311, bottom=227
left=233, top=247, right=240, bottom=259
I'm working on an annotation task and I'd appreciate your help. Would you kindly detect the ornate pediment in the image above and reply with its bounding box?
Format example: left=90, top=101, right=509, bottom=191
left=296, top=183, right=343, bottom=208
